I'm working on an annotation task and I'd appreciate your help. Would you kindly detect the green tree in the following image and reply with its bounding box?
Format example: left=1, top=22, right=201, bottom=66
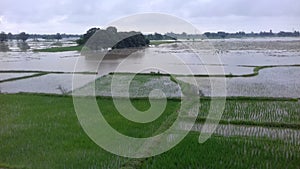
left=77, top=27, right=149, bottom=49
left=106, top=26, right=117, bottom=34
left=7, top=33, right=13, bottom=40
left=18, top=32, right=29, bottom=42
left=0, top=32, right=7, bottom=42
left=76, top=28, right=100, bottom=45
left=55, top=33, right=62, bottom=41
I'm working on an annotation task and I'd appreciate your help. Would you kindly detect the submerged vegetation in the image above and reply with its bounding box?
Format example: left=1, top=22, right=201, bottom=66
left=33, top=45, right=83, bottom=52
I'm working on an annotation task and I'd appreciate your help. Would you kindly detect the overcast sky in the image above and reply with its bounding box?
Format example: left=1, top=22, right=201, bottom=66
left=0, top=0, right=299, bottom=34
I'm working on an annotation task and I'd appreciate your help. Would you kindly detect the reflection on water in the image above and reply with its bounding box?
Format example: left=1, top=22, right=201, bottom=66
left=0, top=51, right=98, bottom=72
left=3, top=39, right=78, bottom=52
left=0, top=38, right=300, bottom=95
left=0, top=74, right=97, bottom=94
left=17, top=42, right=30, bottom=51
left=178, top=67, right=300, bottom=98
left=0, top=40, right=299, bottom=74
left=0, top=73, right=35, bottom=81
left=0, top=42, right=9, bottom=52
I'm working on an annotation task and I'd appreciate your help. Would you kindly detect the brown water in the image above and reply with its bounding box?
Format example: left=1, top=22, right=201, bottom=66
left=0, top=37, right=299, bottom=95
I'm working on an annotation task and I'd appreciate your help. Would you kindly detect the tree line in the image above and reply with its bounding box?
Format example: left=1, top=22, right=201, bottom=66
left=1, top=29, right=299, bottom=45
left=144, top=33, right=176, bottom=40
left=0, top=32, right=29, bottom=42
left=0, top=32, right=80, bottom=42
left=165, top=30, right=300, bottom=39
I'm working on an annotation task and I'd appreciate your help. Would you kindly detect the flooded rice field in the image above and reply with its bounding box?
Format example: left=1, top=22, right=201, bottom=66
left=5, top=38, right=78, bottom=52
left=178, top=67, right=300, bottom=97
left=0, top=73, right=35, bottom=81
left=192, top=123, right=300, bottom=145
left=0, top=37, right=299, bottom=97
left=0, top=74, right=96, bottom=94
left=73, top=74, right=181, bottom=97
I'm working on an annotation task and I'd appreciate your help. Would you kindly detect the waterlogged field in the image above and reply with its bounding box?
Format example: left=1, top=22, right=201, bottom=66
left=0, top=73, right=35, bottom=82
left=0, top=94, right=299, bottom=169
left=199, top=99, right=300, bottom=124
left=6, top=39, right=78, bottom=52
left=178, top=66, right=300, bottom=97
left=0, top=38, right=300, bottom=168
left=74, top=74, right=181, bottom=97
left=0, top=74, right=97, bottom=94
left=0, top=38, right=300, bottom=96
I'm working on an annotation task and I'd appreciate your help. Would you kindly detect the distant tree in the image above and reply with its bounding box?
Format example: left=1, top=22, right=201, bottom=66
left=145, top=33, right=175, bottom=40
left=55, top=33, right=62, bottom=41
left=0, top=32, right=7, bottom=42
left=32, top=34, right=39, bottom=41
left=217, top=31, right=227, bottom=38
left=7, top=32, right=13, bottom=40
left=18, top=32, right=29, bottom=42
left=277, top=31, right=298, bottom=37
left=17, top=41, right=30, bottom=51
left=294, top=31, right=300, bottom=36
left=204, top=32, right=211, bottom=38
left=106, top=26, right=117, bottom=34
left=154, top=33, right=163, bottom=40
left=76, top=27, right=100, bottom=45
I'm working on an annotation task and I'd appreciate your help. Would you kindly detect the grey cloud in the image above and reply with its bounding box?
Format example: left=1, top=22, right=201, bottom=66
left=185, top=0, right=300, bottom=17
left=0, top=0, right=299, bottom=33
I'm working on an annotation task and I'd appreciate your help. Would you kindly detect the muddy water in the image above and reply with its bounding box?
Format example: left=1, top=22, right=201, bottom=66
left=0, top=37, right=299, bottom=95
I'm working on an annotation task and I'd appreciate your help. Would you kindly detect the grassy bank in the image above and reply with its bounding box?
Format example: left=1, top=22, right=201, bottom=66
left=149, top=40, right=177, bottom=46
left=33, top=45, right=83, bottom=52
left=0, top=94, right=299, bottom=168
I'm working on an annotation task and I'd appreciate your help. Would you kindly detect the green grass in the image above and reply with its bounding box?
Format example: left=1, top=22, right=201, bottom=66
left=97, top=98, right=180, bottom=138
left=0, top=94, right=123, bottom=169
left=0, top=94, right=179, bottom=168
left=149, top=40, right=177, bottom=46
left=141, top=133, right=300, bottom=169
left=33, top=45, right=83, bottom=52
left=0, top=94, right=299, bottom=168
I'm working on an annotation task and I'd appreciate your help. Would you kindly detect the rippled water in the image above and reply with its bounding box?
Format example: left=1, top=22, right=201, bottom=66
left=0, top=73, right=35, bottom=81
left=178, top=67, right=300, bottom=97
left=0, top=38, right=299, bottom=96
left=0, top=74, right=96, bottom=94
left=5, top=39, right=77, bottom=52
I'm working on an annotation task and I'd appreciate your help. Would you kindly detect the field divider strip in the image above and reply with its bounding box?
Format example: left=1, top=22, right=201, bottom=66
left=0, top=73, right=47, bottom=83
left=110, top=64, right=300, bottom=78
left=195, top=117, right=300, bottom=129
left=0, top=70, right=97, bottom=74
